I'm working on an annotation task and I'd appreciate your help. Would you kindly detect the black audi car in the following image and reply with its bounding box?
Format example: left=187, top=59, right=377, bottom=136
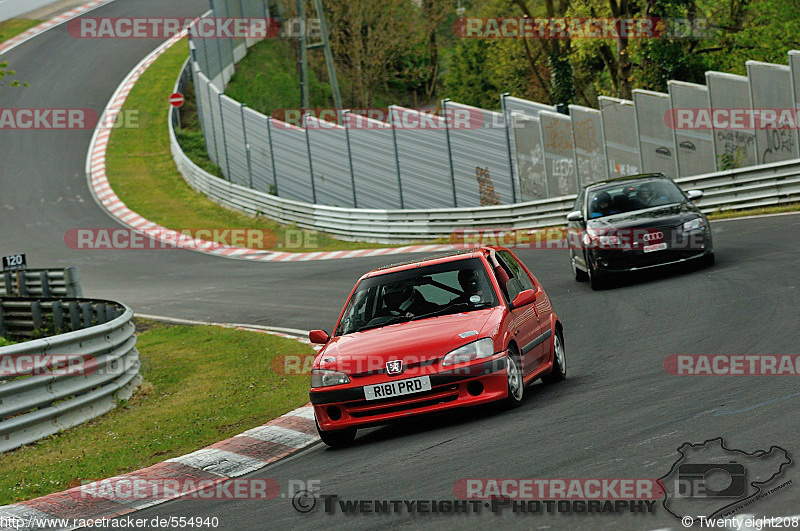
left=567, top=173, right=714, bottom=290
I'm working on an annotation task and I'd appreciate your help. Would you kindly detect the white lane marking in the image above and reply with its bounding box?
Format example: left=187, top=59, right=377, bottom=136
left=236, top=425, right=316, bottom=448
left=285, top=406, right=316, bottom=420
left=166, top=448, right=266, bottom=478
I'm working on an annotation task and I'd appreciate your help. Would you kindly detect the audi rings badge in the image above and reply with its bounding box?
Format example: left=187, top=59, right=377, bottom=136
left=642, top=231, right=664, bottom=242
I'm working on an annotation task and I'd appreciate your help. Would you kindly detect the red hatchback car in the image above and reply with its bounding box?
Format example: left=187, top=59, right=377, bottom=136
left=308, top=247, right=566, bottom=447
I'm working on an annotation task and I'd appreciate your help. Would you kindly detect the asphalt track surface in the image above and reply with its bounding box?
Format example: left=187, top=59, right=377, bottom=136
left=1, top=1, right=799, bottom=529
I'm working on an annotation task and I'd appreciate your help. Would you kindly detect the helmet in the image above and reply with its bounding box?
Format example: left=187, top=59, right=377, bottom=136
left=593, top=191, right=612, bottom=206
left=458, top=269, right=480, bottom=294
left=383, top=282, right=413, bottom=310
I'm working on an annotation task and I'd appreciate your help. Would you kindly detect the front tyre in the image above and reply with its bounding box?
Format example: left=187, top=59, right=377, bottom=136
left=504, top=348, right=525, bottom=408
left=573, top=257, right=588, bottom=282
left=542, top=330, right=566, bottom=384
left=316, top=420, right=356, bottom=448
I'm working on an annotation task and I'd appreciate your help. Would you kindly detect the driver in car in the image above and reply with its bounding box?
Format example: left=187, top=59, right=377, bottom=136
left=452, top=268, right=490, bottom=305
left=589, top=191, right=619, bottom=218
left=381, top=281, right=438, bottom=318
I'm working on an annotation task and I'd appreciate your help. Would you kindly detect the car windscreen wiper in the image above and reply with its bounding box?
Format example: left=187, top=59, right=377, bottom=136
left=350, top=314, right=410, bottom=334
left=410, top=301, right=492, bottom=321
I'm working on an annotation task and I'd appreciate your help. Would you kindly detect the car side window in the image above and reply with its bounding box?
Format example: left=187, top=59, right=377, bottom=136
left=499, top=251, right=535, bottom=293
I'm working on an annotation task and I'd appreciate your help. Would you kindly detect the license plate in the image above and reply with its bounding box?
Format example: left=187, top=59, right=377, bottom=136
left=643, top=242, right=668, bottom=253
left=363, top=376, right=432, bottom=401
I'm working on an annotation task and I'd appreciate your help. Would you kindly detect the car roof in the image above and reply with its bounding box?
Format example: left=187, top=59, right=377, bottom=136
left=364, top=247, right=496, bottom=278
left=584, top=173, right=669, bottom=191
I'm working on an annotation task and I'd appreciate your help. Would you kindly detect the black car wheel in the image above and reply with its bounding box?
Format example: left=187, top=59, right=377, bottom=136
left=316, top=420, right=356, bottom=448
left=586, top=254, right=605, bottom=290
left=542, top=329, right=566, bottom=384
left=504, top=345, right=525, bottom=409
left=701, top=252, right=715, bottom=268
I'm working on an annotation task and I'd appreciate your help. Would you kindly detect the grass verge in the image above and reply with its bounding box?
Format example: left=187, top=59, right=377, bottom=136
left=224, top=38, right=331, bottom=116
left=105, top=39, right=395, bottom=252
left=0, top=337, right=16, bottom=347
left=706, top=202, right=800, bottom=220
left=0, top=318, right=313, bottom=505
left=0, top=19, right=42, bottom=43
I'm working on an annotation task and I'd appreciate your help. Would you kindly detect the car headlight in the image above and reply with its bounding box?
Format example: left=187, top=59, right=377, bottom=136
left=681, top=218, right=705, bottom=233
left=583, top=229, right=619, bottom=247
left=441, top=338, right=495, bottom=367
left=311, top=369, right=350, bottom=388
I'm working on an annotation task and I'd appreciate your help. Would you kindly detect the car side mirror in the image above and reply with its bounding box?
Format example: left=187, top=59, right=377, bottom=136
left=309, top=330, right=330, bottom=344
left=511, top=289, right=537, bottom=309
left=566, top=210, right=582, bottom=222
left=686, top=190, right=703, bottom=201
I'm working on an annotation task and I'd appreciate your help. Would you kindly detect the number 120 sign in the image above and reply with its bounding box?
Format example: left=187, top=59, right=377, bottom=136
left=2, top=254, right=26, bottom=271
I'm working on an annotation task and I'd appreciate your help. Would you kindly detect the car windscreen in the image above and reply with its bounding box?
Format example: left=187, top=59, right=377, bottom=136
left=335, top=257, right=498, bottom=336
left=587, top=179, right=686, bottom=219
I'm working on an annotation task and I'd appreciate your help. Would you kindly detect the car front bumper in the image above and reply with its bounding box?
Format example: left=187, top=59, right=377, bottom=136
left=589, top=231, right=713, bottom=274
left=311, top=354, right=509, bottom=431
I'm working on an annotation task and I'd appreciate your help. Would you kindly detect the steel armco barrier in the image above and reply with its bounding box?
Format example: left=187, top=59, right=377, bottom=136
left=170, top=73, right=800, bottom=243
left=0, top=299, right=140, bottom=452
left=1, top=268, right=82, bottom=298
left=185, top=0, right=800, bottom=212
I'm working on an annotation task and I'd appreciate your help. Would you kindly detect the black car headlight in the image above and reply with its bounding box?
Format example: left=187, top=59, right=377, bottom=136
left=681, top=218, right=706, bottom=234
left=311, top=369, right=350, bottom=388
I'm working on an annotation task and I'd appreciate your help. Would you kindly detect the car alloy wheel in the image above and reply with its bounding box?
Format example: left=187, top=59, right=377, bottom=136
left=542, top=331, right=566, bottom=383
left=504, top=350, right=524, bottom=408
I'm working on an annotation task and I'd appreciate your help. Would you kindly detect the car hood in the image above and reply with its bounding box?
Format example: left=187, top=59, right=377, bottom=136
left=587, top=202, right=702, bottom=229
left=316, top=307, right=501, bottom=375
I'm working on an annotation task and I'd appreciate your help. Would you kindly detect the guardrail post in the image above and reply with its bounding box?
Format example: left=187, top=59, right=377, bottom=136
left=52, top=301, right=64, bottom=332
left=266, top=116, right=279, bottom=195
left=40, top=271, right=51, bottom=298
left=65, top=267, right=82, bottom=298
left=441, top=98, right=458, bottom=207
left=69, top=301, right=80, bottom=331
left=240, top=104, right=254, bottom=189
left=343, top=110, right=358, bottom=207
left=303, top=112, right=318, bottom=204
left=218, top=92, right=232, bottom=181
left=31, top=301, right=43, bottom=332
left=17, top=272, right=28, bottom=297
left=82, top=303, right=93, bottom=329
left=501, top=93, right=518, bottom=203
left=3, top=272, right=11, bottom=296
left=0, top=302, right=5, bottom=338
left=388, top=110, right=404, bottom=209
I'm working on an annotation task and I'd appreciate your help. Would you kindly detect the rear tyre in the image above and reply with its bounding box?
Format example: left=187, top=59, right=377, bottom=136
left=541, top=330, right=566, bottom=384
left=701, top=252, right=715, bottom=268
left=316, top=420, right=356, bottom=448
left=504, top=347, right=525, bottom=409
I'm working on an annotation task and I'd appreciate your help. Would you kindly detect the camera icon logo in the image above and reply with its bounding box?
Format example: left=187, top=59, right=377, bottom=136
left=676, top=462, right=746, bottom=498
left=659, top=438, right=792, bottom=522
